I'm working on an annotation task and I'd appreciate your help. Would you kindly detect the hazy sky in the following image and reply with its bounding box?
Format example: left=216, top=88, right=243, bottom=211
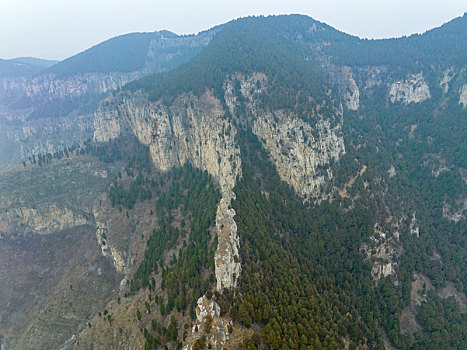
left=0, top=0, right=465, bottom=60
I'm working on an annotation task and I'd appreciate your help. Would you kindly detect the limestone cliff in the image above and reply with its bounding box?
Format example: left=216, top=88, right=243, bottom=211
left=93, top=90, right=242, bottom=291
left=93, top=70, right=348, bottom=294
left=0, top=205, right=88, bottom=236
left=0, top=155, right=120, bottom=238
left=360, top=223, right=400, bottom=281
left=224, top=73, right=345, bottom=201
left=389, top=73, right=431, bottom=104
left=440, top=67, right=455, bottom=93
left=0, top=73, right=140, bottom=105
left=0, top=112, right=94, bottom=171
left=91, top=89, right=246, bottom=350
left=183, top=296, right=233, bottom=350
left=93, top=202, right=127, bottom=273
left=91, top=72, right=348, bottom=350
left=459, top=84, right=467, bottom=108
left=0, top=72, right=140, bottom=168
left=252, top=115, right=345, bottom=200
left=341, top=66, right=360, bottom=111
left=0, top=29, right=218, bottom=170
left=0, top=155, right=123, bottom=350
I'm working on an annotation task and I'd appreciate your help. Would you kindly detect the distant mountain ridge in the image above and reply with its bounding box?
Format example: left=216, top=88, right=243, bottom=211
left=325, top=12, right=467, bottom=68
left=11, top=57, right=58, bottom=67
left=45, top=28, right=218, bottom=76
left=0, top=57, right=58, bottom=77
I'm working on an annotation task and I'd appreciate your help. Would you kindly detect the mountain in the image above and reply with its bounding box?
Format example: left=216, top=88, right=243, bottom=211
left=0, top=28, right=218, bottom=170
left=11, top=57, right=58, bottom=68
left=46, top=30, right=210, bottom=76
left=324, top=12, right=467, bottom=69
left=0, top=57, right=57, bottom=77
left=0, top=14, right=466, bottom=350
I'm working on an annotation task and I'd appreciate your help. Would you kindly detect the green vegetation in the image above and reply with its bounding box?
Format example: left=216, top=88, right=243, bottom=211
left=47, top=33, right=156, bottom=75
left=325, top=13, right=467, bottom=69
left=143, top=316, right=179, bottom=349
left=107, top=144, right=153, bottom=209
left=120, top=15, right=467, bottom=348
left=222, top=130, right=383, bottom=349
left=124, top=163, right=220, bottom=348
left=215, top=109, right=466, bottom=349
left=412, top=292, right=467, bottom=349
left=23, top=136, right=144, bottom=168
left=338, top=87, right=467, bottom=347
left=4, top=14, right=465, bottom=349
left=126, top=16, right=334, bottom=121
left=46, top=30, right=206, bottom=76
left=126, top=13, right=467, bottom=109
left=122, top=15, right=467, bottom=348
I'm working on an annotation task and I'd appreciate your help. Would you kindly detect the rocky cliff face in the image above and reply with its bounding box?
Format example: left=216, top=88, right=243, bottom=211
left=459, top=84, right=467, bottom=108
left=145, top=29, right=218, bottom=73
left=0, top=155, right=121, bottom=239
left=94, top=90, right=243, bottom=291
left=0, top=72, right=141, bottom=169
left=224, top=73, right=345, bottom=201
left=252, top=115, right=345, bottom=200
left=0, top=73, right=140, bottom=106
left=440, top=68, right=455, bottom=93
left=0, top=204, right=88, bottom=236
left=92, top=88, right=246, bottom=350
left=0, top=112, right=94, bottom=170
left=0, top=29, right=218, bottom=110
left=0, top=155, right=124, bottom=350
left=389, top=73, right=431, bottom=104
left=340, top=66, right=360, bottom=111
left=183, top=296, right=234, bottom=350
left=94, top=202, right=127, bottom=273
left=360, top=223, right=402, bottom=281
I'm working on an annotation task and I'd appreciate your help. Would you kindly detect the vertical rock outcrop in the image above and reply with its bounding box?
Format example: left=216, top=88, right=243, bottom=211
left=93, top=203, right=126, bottom=273
left=341, top=66, right=360, bottom=111
left=459, top=84, right=467, bottom=108
left=440, top=67, right=455, bottom=93
left=90, top=71, right=350, bottom=349
left=93, top=90, right=242, bottom=290
left=360, top=223, right=399, bottom=281
left=252, top=115, right=345, bottom=200
left=389, top=73, right=431, bottom=104
left=224, top=73, right=345, bottom=201
left=183, top=296, right=233, bottom=349
left=93, top=71, right=348, bottom=289
left=214, top=196, right=241, bottom=290
left=93, top=107, right=122, bottom=142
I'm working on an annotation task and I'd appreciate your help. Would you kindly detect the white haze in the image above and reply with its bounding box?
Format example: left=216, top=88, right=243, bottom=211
left=0, top=0, right=465, bottom=60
